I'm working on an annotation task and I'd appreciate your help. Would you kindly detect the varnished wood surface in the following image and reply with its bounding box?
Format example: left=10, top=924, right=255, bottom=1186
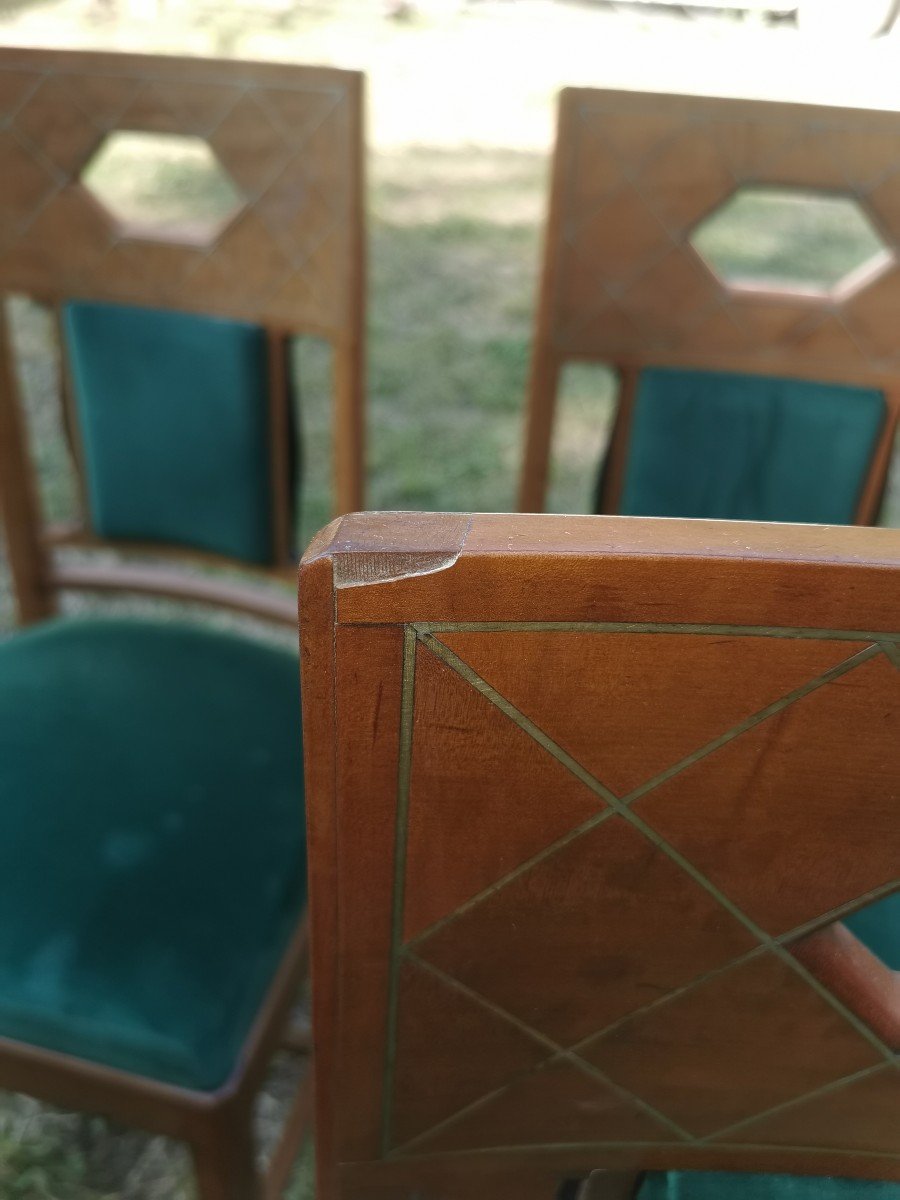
left=300, top=511, right=900, bottom=1200
left=0, top=47, right=362, bottom=333
left=519, top=87, right=900, bottom=514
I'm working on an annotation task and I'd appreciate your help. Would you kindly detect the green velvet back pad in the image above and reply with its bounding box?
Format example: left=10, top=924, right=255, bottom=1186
left=0, top=617, right=304, bottom=1091
left=64, top=301, right=276, bottom=565
left=614, top=369, right=885, bottom=525
left=639, top=1172, right=900, bottom=1198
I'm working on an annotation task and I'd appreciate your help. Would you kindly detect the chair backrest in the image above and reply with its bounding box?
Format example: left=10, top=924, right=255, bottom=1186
left=0, top=47, right=365, bottom=625
left=300, top=510, right=900, bottom=1200
left=520, top=87, right=900, bottom=524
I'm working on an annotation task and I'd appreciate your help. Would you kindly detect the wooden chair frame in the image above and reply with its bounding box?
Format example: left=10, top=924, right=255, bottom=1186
left=0, top=46, right=366, bottom=1196
left=0, top=921, right=311, bottom=1200
left=300, top=510, right=900, bottom=1200
left=1, top=318, right=315, bottom=1194
left=0, top=46, right=366, bottom=626
left=520, top=87, right=900, bottom=520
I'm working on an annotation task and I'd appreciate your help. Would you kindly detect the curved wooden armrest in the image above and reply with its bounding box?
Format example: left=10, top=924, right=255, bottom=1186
left=791, top=921, right=900, bottom=1048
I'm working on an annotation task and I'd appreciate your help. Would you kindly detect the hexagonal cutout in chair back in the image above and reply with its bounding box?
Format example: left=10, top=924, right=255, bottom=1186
left=543, top=88, right=900, bottom=381
left=81, top=131, right=243, bottom=245
left=690, top=187, right=891, bottom=300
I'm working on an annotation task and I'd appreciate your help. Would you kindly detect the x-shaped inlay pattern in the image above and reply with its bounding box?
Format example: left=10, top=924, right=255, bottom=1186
left=383, top=624, right=900, bottom=1162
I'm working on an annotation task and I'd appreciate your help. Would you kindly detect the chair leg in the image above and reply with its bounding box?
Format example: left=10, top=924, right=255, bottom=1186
left=192, top=1105, right=262, bottom=1200
left=581, top=1171, right=644, bottom=1200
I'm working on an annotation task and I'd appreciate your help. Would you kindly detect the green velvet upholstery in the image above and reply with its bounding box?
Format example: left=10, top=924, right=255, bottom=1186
left=639, top=1172, right=900, bottom=1198
left=610, top=368, right=885, bottom=524
left=844, top=894, right=900, bottom=969
left=63, top=301, right=277, bottom=565
left=0, top=617, right=305, bottom=1092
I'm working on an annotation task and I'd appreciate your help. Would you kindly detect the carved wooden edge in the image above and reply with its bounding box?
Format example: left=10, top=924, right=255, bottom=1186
left=299, top=544, right=340, bottom=1200
left=302, top=511, right=900, bottom=578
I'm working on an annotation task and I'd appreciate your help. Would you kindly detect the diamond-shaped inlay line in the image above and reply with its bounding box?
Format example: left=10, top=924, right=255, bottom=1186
left=14, top=75, right=102, bottom=176
left=721, top=1062, right=900, bottom=1153
left=635, top=651, right=900, bottom=937
left=403, top=640, right=605, bottom=941
left=391, top=954, right=693, bottom=1155
left=405, top=635, right=881, bottom=954
left=0, top=128, right=58, bottom=226
left=392, top=943, right=899, bottom=1160
left=393, top=910, right=900, bottom=1158
left=580, top=953, right=883, bottom=1139
left=389, top=627, right=900, bottom=1159
left=414, top=813, right=758, bottom=1048
left=433, top=631, right=866, bottom=800
left=402, top=636, right=897, bottom=1061
left=392, top=860, right=900, bottom=1156
left=389, top=956, right=549, bottom=1150
left=402, top=1055, right=679, bottom=1157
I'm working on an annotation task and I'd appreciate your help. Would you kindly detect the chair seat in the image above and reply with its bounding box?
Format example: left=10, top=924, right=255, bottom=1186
left=640, top=1172, right=900, bottom=1197
left=0, top=617, right=305, bottom=1093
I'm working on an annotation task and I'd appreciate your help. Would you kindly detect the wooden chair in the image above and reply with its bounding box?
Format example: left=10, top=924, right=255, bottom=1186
left=0, top=47, right=365, bottom=1200
left=300, top=510, right=900, bottom=1200
left=520, top=87, right=900, bottom=524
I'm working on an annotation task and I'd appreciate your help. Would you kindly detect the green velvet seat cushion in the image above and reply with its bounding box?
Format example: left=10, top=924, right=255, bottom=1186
left=0, top=617, right=305, bottom=1092
left=64, top=301, right=275, bottom=565
left=639, top=1172, right=900, bottom=1197
left=614, top=369, right=885, bottom=524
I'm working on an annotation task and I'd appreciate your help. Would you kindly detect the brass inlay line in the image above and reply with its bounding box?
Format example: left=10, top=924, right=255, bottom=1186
left=395, top=955, right=693, bottom=1157
left=623, top=802, right=897, bottom=1064
left=404, top=807, right=619, bottom=953
left=406, top=954, right=561, bottom=1055
left=384, top=628, right=899, bottom=1159
left=881, top=640, right=900, bottom=670
left=699, top=1061, right=890, bottom=1145
left=409, top=637, right=881, bottom=952
left=779, top=878, right=900, bottom=946
left=416, top=621, right=900, bottom=643
left=562, top=872, right=900, bottom=1055
left=620, top=647, right=882, bottom=808
left=414, top=637, right=896, bottom=1073
left=381, top=625, right=418, bottom=1158
left=421, top=634, right=617, bottom=805
left=565, top=946, right=768, bottom=1052
left=387, top=1136, right=900, bottom=1164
